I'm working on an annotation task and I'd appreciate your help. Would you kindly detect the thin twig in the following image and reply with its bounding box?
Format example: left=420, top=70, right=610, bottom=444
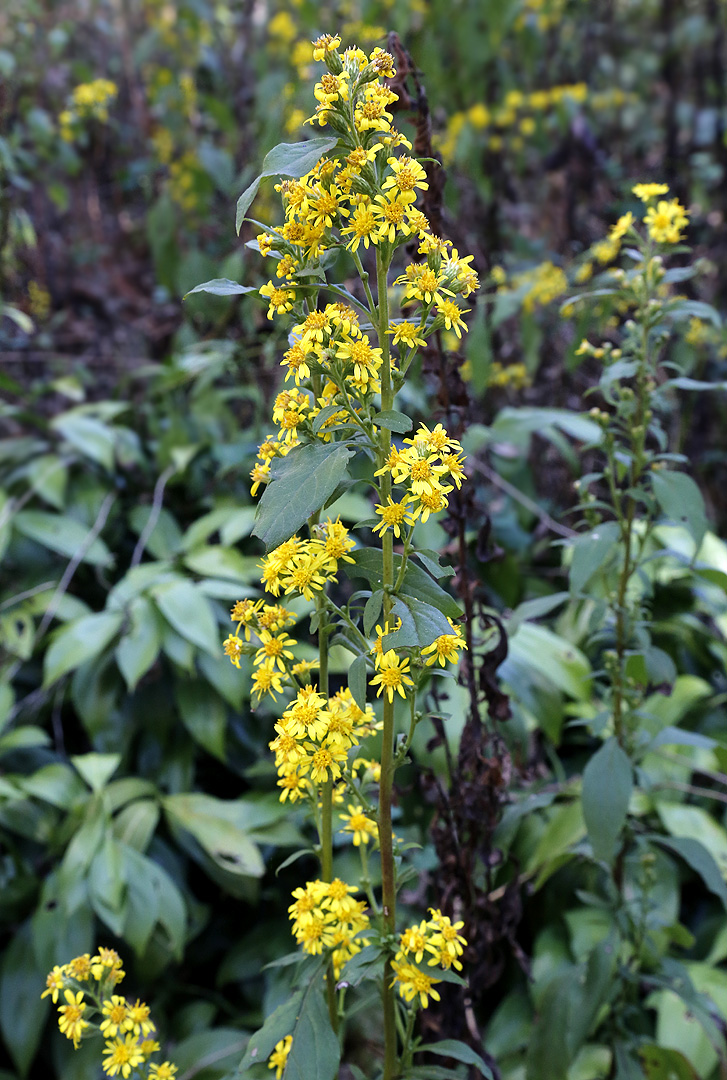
left=130, top=465, right=175, bottom=568
left=469, top=454, right=577, bottom=539
left=0, top=581, right=56, bottom=612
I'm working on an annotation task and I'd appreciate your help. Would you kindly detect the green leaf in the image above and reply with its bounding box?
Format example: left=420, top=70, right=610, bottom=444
left=0, top=921, right=49, bottom=1077
left=175, top=679, right=227, bottom=760
left=121, top=845, right=186, bottom=959
left=240, top=992, right=304, bottom=1071
left=72, top=752, right=121, bottom=792
left=115, top=595, right=161, bottom=690
left=151, top=578, right=220, bottom=656
left=14, top=510, right=113, bottom=567
left=384, top=595, right=455, bottom=651
left=363, top=590, right=384, bottom=637
left=373, top=410, right=413, bottom=434
left=51, top=413, right=116, bottom=469
left=183, top=278, right=256, bottom=298
left=253, top=442, right=355, bottom=551
left=164, top=793, right=265, bottom=878
left=652, top=471, right=709, bottom=549
left=411, top=549, right=455, bottom=579
left=640, top=1045, right=698, bottom=1080
left=346, top=549, right=461, bottom=620
left=667, top=299, right=721, bottom=327
left=416, top=1040, right=493, bottom=1078
left=525, top=941, right=614, bottom=1080
left=337, top=944, right=383, bottom=987
left=88, top=834, right=127, bottom=936
left=113, top=799, right=160, bottom=852
left=656, top=804, right=727, bottom=881
left=43, top=612, right=124, bottom=686
left=348, top=654, right=367, bottom=711
left=569, top=522, right=620, bottom=593
left=183, top=545, right=258, bottom=583
left=649, top=835, right=727, bottom=910
left=282, top=974, right=341, bottom=1080
left=582, top=737, right=632, bottom=862
left=235, top=137, right=339, bottom=233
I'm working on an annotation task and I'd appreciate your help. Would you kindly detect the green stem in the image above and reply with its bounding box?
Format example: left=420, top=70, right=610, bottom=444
left=315, top=590, right=338, bottom=1033
left=350, top=248, right=378, bottom=318
left=375, top=246, right=399, bottom=1080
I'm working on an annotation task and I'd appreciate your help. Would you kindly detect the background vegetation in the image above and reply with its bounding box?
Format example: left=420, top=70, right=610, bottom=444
left=2, top=2, right=727, bottom=1079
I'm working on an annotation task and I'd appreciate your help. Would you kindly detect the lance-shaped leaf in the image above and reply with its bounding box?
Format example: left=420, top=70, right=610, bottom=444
left=253, top=441, right=354, bottom=551
left=582, top=737, right=633, bottom=862
left=183, top=278, right=256, bottom=299
left=652, top=470, right=709, bottom=549
left=236, top=137, right=340, bottom=233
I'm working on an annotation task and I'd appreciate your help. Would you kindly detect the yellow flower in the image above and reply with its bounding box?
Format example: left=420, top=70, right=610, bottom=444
left=251, top=665, right=286, bottom=701
left=632, top=182, right=670, bottom=202
left=58, top=989, right=88, bottom=1048
left=102, top=1035, right=145, bottom=1078
left=382, top=155, right=429, bottom=202
left=268, top=1036, right=293, bottom=1079
left=391, top=959, right=441, bottom=1008
left=373, top=496, right=417, bottom=538
left=100, top=996, right=132, bottom=1038
left=41, top=965, right=66, bottom=1002
left=396, top=921, right=429, bottom=963
left=149, top=1064, right=177, bottom=1080
left=341, top=201, right=380, bottom=252
left=388, top=320, right=427, bottom=349
left=644, top=198, right=689, bottom=244
left=340, top=804, right=378, bottom=846
left=421, top=621, right=467, bottom=667
left=436, top=299, right=470, bottom=338
left=254, top=629, right=297, bottom=672
left=260, top=281, right=296, bottom=319
left=126, top=999, right=155, bottom=1037
left=370, top=652, right=414, bottom=702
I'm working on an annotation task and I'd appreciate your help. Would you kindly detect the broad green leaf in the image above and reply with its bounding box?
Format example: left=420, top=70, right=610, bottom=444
left=666, top=299, right=721, bottom=327
left=282, top=974, right=341, bottom=1080
left=582, top=738, right=632, bottom=862
left=173, top=1028, right=247, bottom=1079
left=115, top=595, right=162, bottom=690
left=112, top=799, right=160, bottom=852
left=51, top=414, right=116, bottom=469
left=411, top=549, right=455, bottom=579
left=164, top=793, right=265, bottom=878
left=71, top=752, right=121, bottom=792
left=346, top=549, right=461, bottom=620
left=506, top=623, right=591, bottom=701
left=44, top=612, right=124, bottom=686
left=486, top=407, right=603, bottom=448
left=253, top=442, right=355, bottom=551
left=183, top=545, right=258, bottom=583
left=151, top=578, right=220, bottom=656
left=373, top=410, right=413, bottom=434
left=384, top=595, right=456, bottom=651
left=657, top=804, right=727, bottom=880
left=235, top=137, right=339, bottom=232
left=184, top=278, right=256, bottom=298
left=0, top=921, right=49, bottom=1077
left=14, top=510, right=113, bottom=567
left=416, top=1040, right=494, bottom=1078
left=19, top=763, right=87, bottom=809
left=175, top=679, right=227, bottom=760
left=363, top=589, right=383, bottom=637
left=348, top=653, right=367, bottom=711
left=640, top=1045, right=698, bottom=1080
left=525, top=942, right=614, bottom=1080
left=240, top=992, right=304, bottom=1071
left=338, top=944, right=383, bottom=987
left=652, top=471, right=709, bottom=549
left=652, top=963, right=727, bottom=1077
left=506, top=591, right=570, bottom=635
left=0, top=726, right=50, bottom=756
left=88, top=835, right=127, bottom=936
left=569, top=522, right=620, bottom=593
left=121, top=845, right=186, bottom=958
left=649, top=834, right=727, bottom=909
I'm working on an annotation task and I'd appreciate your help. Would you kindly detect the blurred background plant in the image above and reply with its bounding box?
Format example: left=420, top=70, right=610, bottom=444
left=2, top=1, right=727, bottom=1079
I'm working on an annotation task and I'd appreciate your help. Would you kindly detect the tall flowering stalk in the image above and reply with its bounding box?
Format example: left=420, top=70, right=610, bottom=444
left=218, top=33, right=481, bottom=1080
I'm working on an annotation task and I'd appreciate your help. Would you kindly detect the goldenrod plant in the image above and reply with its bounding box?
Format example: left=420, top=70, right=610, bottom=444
left=189, top=33, right=485, bottom=1080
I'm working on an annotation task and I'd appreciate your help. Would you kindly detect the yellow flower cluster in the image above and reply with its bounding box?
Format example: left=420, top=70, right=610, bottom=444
left=392, top=909, right=468, bottom=1008
left=59, top=79, right=117, bottom=141
left=288, top=878, right=370, bottom=977
left=270, top=684, right=378, bottom=802
left=486, top=361, right=532, bottom=390
left=438, top=82, right=633, bottom=162
left=223, top=597, right=305, bottom=701
left=259, top=518, right=356, bottom=601
left=373, top=423, right=467, bottom=527
left=41, top=950, right=176, bottom=1079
